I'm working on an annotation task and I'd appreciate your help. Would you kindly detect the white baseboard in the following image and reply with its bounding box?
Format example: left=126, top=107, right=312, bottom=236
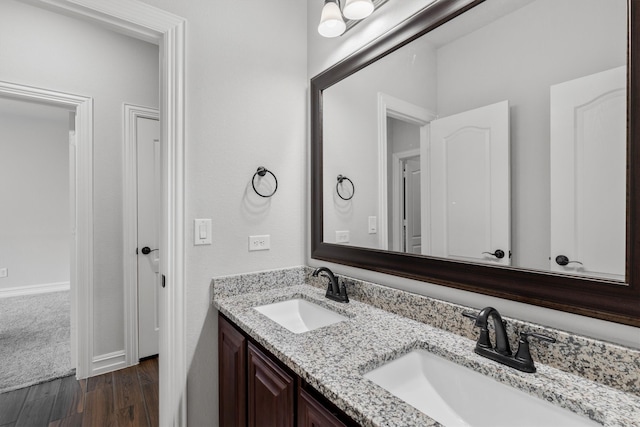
left=0, top=282, right=70, bottom=298
left=91, top=350, right=128, bottom=376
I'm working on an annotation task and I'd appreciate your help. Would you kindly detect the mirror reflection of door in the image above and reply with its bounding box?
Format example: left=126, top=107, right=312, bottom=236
left=403, top=157, right=422, bottom=254
left=550, top=66, right=626, bottom=281
left=388, top=117, right=422, bottom=253
left=136, top=116, right=161, bottom=359
left=429, top=100, right=511, bottom=266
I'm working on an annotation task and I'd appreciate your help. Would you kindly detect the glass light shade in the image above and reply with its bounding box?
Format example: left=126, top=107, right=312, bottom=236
left=318, top=1, right=346, bottom=38
left=343, top=0, right=374, bottom=20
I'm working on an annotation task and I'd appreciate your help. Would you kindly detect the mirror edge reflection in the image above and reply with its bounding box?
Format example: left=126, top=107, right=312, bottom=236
left=310, top=0, right=640, bottom=327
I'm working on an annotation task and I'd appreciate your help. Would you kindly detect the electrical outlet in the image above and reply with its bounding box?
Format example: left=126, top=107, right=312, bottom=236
left=249, top=235, right=270, bottom=251
left=335, top=230, right=350, bottom=243
left=0, top=268, right=7, bottom=278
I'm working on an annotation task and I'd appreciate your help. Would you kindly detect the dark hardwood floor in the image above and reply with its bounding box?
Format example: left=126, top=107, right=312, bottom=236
left=0, top=357, right=158, bottom=427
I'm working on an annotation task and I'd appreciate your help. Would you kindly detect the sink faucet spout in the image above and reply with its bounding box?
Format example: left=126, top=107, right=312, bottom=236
left=464, top=307, right=555, bottom=373
left=312, top=267, right=340, bottom=295
left=475, top=307, right=511, bottom=356
left=312, top=267, right=349, bottom=303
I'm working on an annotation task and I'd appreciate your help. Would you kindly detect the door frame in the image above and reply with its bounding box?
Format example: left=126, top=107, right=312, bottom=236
left=26, top=1, right=187, bottom=425
left=0, top=80, right=93, bottom=381
left=123, top=104, right=160, bottom=365
left=377, top=92, right=435, bottom=250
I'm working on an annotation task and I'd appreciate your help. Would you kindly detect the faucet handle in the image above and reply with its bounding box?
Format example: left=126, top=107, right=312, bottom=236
left=338, top=279, right=350, bottom=303
left=462, top=311, right=492, bottom=348
left=522, top=332, right=556, bottom=344
left=462, top=311, right=478, bottom=321
left=515, top=331, right=556, bottom=367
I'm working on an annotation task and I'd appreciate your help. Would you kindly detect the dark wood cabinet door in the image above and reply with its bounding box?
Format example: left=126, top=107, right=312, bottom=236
left=298, top=388, right=347, bottom=427
left=219, top=314, right=247, bottom=427
left=247, top=342, right=294, bottom=427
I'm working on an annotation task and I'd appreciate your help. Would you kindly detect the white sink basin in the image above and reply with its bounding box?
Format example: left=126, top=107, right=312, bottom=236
left=253, top=298, right=348, bottom=333
left=363, top=349, right=600, bottom=427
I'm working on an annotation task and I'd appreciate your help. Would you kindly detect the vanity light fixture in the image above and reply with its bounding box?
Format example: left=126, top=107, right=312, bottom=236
left=343, top=0, right=374, bottom=20
left=318, top=0, right=380, bottom=38
left=318, top=0, right=346, bottom=38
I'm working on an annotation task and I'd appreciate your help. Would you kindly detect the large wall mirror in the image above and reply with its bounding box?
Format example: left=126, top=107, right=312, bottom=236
left=311, top=0, right=640, bottom=326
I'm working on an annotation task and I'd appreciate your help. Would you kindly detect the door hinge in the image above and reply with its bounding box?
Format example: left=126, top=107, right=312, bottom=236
left=162, top=274, right=166, bottom=288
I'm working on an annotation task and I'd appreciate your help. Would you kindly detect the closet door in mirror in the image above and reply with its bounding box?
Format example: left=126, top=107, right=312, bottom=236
left=429, top=100, right=510, bottom=265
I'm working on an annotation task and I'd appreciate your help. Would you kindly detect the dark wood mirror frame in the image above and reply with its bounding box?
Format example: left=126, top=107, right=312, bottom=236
left=311, top=0, right=640, bottom=327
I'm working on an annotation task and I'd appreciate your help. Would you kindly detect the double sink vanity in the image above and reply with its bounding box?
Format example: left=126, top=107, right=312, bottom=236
left=212, top=267, right=640, bottom=427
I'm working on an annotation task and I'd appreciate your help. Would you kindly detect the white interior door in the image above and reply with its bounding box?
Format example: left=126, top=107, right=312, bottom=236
left=137, top=116, right=161, bottom=359
left=429, top=100, right=510, bottom=265
left=404, top=158, right=422, bottom=254
left=550, top=66, right=626, bottom=281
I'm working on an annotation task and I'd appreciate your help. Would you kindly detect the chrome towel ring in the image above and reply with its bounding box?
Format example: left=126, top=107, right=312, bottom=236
left=336, top=174, right=354, bottom=200
left=252, top=166, right=278, bottom=198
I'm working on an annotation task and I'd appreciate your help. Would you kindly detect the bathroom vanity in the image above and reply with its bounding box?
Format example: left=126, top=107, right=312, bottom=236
left=212, top=267, right=640, bottom=427
left=219, top=313, right=356, bottom=426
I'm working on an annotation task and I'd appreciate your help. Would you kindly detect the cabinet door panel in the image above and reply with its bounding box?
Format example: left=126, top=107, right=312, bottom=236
left=219, top=315, right=247, bottom=427
left=248, top=342, right=294, bottom=427
left=298, top=388, right=347, bottom=427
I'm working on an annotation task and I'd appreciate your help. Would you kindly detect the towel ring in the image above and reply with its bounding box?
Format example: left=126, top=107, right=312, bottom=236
left=252, top=166, right=278, bottom=198
left=336, top=175, right=354, bottom=200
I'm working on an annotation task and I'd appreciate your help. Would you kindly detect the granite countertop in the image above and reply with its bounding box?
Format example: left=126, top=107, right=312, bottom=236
left=213, top=283, right=640, bottom=427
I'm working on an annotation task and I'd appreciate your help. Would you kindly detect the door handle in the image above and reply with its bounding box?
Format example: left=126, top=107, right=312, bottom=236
left=555, top=255, right=582, bottom=266
left=482, top=249, right=505, bottom=259
left=140, top=246, right=159, bottom=255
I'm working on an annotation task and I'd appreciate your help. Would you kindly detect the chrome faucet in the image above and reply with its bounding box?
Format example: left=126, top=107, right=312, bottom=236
left=463, top=307, right=555, bottom=373
left=312, top=267, right=349, bottom=303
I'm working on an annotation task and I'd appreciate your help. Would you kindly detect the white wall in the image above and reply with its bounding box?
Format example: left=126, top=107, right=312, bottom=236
left=307, top=0, right=640, bottom=350
left=0, top=0, right=159, bottom=357
left=0, top=98, right=70, bottom=290
left=135, top=0, right=308, bottom=425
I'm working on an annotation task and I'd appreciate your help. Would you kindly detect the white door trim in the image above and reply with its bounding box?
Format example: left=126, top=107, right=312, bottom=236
left=377, top=93, right=435, bottom=251
left=26, top=1, right=187, bottom=425
left=123, top=104, right=159, bottom=366
left=0, top=80, right=94, bottom=381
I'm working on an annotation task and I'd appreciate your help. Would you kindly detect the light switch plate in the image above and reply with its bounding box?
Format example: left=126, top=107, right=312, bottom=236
left=194, top=219, right=212, bottom=245
left=368, top=216, right=377, bottom=234
left=0, top=268, right=7, bottom=278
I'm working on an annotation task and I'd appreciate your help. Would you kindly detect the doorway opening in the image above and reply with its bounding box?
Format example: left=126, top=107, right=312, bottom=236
left=377, top=93, right=435, bottom=252
left=0, top=80, right=93, bottom=382
left=5, top=1, right=186, bottom=424
left=389, top=142, right=422, bottom=254
left=0, top=95, right=77, bottom=393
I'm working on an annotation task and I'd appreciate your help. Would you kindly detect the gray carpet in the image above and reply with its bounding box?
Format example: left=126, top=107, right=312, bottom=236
left=0, top=290, right=73, bottom=394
